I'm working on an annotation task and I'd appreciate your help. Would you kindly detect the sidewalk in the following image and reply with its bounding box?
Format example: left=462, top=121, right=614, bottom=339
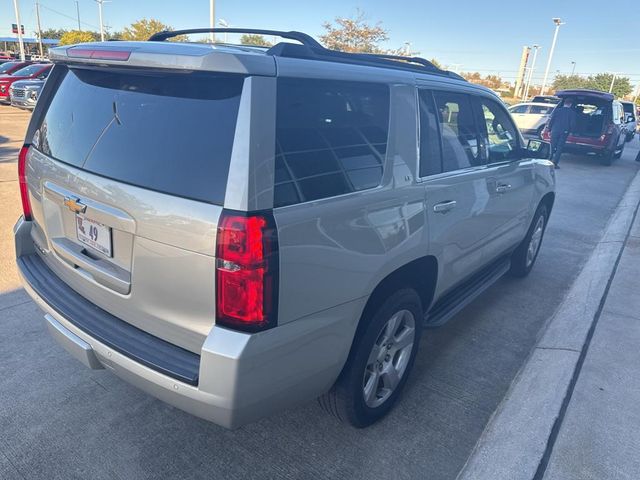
left=541, top=211, right=640, bottom=479
left=458, top=167, right=640, bottom=480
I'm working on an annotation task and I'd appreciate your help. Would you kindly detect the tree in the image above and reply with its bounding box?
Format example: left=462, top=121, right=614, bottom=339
left=121, top=18, right=187, bottom=42
left=551, top=74, right=587, bottom=91
left=59, top=30, right=98, bottom=46
left=585, top=73, right=632, bottom=99
left=551, top=73, right=632, bottom=98
left=239, top=34, right=272, bottom=47
left=320, top=10, right=407, bottom=55
left=39, top=28, right=67, bottom=40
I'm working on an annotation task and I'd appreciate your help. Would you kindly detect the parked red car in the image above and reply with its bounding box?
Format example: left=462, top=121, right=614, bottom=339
left=0, top=63, right=50, bottom=103
left=542, top=89, right=627, bottom=165
left=0, top=61, right=32, bottom=75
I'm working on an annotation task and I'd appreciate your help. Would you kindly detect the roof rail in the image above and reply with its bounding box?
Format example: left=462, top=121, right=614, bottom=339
left=148, top=28, right=323, bottom=48
left=266, top=43, right=466, bottom=81
left=147, top=28, right=465, bottom=81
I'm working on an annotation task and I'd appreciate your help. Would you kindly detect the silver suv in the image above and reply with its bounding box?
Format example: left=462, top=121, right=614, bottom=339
left=14, top=29, right=555, bottom=429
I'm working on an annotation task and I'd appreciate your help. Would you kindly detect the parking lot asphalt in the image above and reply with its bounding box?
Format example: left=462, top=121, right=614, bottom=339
left=1, top=103, right=639, bottom=480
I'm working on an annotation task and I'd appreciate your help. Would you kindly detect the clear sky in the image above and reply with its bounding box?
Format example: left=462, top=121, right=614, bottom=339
left=2, top=0, right=639, bottom=88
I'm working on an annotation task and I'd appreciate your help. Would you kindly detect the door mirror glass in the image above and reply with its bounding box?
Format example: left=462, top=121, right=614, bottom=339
left=525, top=139, right=550, bottom=159
left=626, top=113, right=634, bottom=123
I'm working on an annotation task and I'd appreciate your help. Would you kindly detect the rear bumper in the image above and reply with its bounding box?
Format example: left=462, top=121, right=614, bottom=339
left=562, top=142, right=608, bottom=155
left=15, top=217, right=360, bottom=428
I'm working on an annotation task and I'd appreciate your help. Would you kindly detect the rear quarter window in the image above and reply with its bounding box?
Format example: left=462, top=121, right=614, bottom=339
left=274, top=78, right=390, bottom=208
left=33, top=67, right=244, bottom=205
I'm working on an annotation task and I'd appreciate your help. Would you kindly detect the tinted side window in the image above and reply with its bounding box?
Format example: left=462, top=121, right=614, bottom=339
left=274, top=78, right=390, bottom=207
left=509, top=105, right=529, bottom=114
left=418, top=89, right=443, bottom=177
left=530, top=105, right=553, bottom=115
left=433, top=91, right=482, bottom=172
left=476, top=97, right=520, bottom=163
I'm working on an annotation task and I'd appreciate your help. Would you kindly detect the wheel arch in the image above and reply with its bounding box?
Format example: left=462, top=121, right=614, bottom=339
left=355, top=256, right=438, bottom=340
left=539, top=191, right=555, bottom=214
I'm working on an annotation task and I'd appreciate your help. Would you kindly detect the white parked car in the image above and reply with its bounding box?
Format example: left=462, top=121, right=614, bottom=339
left=508, top=102, right=556, bottom=138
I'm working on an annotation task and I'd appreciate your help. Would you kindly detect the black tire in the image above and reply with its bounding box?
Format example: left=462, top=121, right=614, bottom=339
left=319, top=289, right=423, bottom=428
left=509, top=203, right=549, bottom=278
left=601, top=150, right=614, bottom=166
left=613, top=142, right=624, bottom=159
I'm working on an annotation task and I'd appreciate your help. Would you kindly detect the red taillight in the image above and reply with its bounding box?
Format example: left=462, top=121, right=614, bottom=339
left=215, top=211, right=278, bottom=332
left=18, top=145, right=31, bottom=220
left=67, top=47, right=131, bottom=61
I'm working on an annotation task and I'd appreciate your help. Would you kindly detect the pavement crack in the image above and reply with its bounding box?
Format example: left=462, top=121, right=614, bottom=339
left=91, top=377, right=108, bottom=391
left=0, top=447, right=27, bottom=480
left=0, top=300, right=32, bottom=313
left=536, top=346, right=581, bottom=354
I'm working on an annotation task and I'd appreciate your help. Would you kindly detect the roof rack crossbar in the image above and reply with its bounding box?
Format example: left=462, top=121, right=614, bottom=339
left=148, top=28, right=323, bottom=48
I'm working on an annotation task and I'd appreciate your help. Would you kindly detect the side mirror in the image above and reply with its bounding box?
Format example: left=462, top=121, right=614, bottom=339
left=626, top=113, right=634, bottom=123
left=525, top=139, right=551, bottom=159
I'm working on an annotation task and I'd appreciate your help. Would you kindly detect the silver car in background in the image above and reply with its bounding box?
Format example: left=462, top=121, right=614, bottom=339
left=10, top=78, right=46, bottom=110
left=14, top=28, right=555, bottom=429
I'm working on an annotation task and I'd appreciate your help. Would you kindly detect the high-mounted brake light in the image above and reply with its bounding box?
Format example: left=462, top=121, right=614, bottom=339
left=18, top=145, right=31, bottom=221
left=67, top=47, right=131, bottom=61
left=215, top=211, right=279, bottom=332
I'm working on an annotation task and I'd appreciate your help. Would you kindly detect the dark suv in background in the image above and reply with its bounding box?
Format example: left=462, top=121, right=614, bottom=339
left=542, top=89, right=627, bottom=165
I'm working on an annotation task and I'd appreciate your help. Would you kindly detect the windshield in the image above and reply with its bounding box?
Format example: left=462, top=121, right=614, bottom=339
left=11, top=64, right=47, bottom=77
left=0, top=62, right=21, bottom=74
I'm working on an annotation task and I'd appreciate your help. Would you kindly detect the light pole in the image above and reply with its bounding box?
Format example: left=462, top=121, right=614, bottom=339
left=523, top=44, right=540, bottom=100
left=218, top=19, right=229, bottom=43
left=35, top=0, right=44, bottom=57
left=570, top=61, right=576, bottom=75
left=609, top=73, right=617, bottom=94
left=75, top=0, right=82, bottom=30
left=209, top=0, right=215, bottom=43
left=12, top=0, right=25, bottom=61
left=540, top=18, right=565, bottom=96
left=95, top=0, right=107, bottom=41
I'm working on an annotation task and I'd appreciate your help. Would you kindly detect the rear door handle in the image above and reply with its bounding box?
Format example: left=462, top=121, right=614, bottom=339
left=495, top=184, right=512, bottom=194
left=433, top=200, right=457, bottom=213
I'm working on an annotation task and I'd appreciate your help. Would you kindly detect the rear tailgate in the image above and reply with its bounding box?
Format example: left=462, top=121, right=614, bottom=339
left=25, top=61, right=246, bottom=353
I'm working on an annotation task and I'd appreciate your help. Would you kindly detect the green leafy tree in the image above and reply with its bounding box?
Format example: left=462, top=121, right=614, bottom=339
left=58, top=30, right=98, bottom=46
left=39, top=28, right=67, bottom=40
left=320, top=10, right=408, bottom=55
left=552, top=73, right=632, bottom=98
left=551, top=74, right=587, bottom=92
left=239, top=34, right=272, bottom=47
left=121, top=18, right=187, bottom=42
left=585, top=73, right=632, bottom=98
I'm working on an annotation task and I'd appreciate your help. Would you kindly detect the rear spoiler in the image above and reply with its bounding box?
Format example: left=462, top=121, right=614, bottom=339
left=47, top=42, right=276, bottom=76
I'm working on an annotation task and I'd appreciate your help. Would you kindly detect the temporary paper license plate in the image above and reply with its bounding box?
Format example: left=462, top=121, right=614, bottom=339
left=75, top=214, right=112, bottom=257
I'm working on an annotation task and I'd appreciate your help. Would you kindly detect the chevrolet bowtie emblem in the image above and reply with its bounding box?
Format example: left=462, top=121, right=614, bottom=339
left=63, top=196, right=87, bottom=214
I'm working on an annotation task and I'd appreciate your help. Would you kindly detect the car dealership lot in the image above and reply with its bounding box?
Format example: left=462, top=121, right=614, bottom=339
left=1, top=104, right=639, bottom=479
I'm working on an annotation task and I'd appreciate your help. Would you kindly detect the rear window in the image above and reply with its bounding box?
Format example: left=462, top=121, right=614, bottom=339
left=34, top=67, right=244, bottom=205
left=274, top=78, right=390, bottom=208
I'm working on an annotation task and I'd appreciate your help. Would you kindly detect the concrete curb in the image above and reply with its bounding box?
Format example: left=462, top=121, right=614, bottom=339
left=457, top=169, right=640, bottom=480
